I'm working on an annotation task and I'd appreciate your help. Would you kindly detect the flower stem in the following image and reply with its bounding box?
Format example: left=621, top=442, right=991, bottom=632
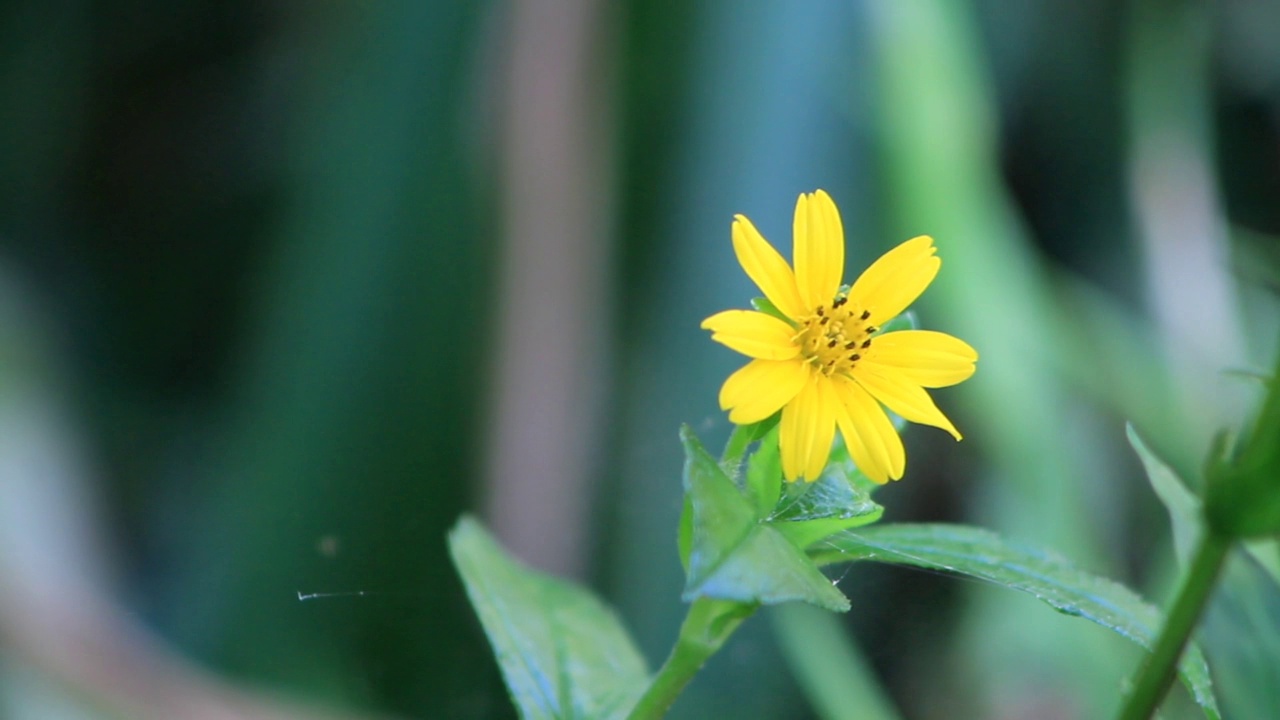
left=626, top=599, right=755, bottom=720
left=1116, top=530, right=1230, bottom=720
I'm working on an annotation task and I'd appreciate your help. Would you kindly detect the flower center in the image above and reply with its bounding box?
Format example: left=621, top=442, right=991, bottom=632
left=793, top=295, right=876, bottom=377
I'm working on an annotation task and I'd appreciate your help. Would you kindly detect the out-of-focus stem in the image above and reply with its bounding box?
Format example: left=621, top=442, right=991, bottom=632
left=1116, top=531, right=1230, bottom=720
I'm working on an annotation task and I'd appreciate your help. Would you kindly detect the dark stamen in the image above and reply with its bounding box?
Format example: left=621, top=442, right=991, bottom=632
left=861, top=339, right=872, bottom=349
left=850, top=353, right=861, bottom=362
left=844, top=341, right=857, bottom=350
left=860, top=309, right=871, bottom=320
left=827, top=339, right=838, bottom=348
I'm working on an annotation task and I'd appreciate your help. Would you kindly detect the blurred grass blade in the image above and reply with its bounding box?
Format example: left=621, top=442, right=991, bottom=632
left=813, top=524, right=1221, bottom=719
left=448, top=516, right=649, bottom=720
left=771, top=604, right=901, bottom=720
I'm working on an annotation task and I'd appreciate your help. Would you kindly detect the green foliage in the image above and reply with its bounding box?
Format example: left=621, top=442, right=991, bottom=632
left=1206, top=366, right=1280, bottom=538
left=679, top=426, right=850, bottom=612
left=1128, top=424, right=1203, bottom=565
left=769, top=450, right=883, bottom=550
left=811, top=524, right=1221, bottom=719
left=448, top=517, right=649, bottom=720
left=1132, top=423, right=1280, bottom=720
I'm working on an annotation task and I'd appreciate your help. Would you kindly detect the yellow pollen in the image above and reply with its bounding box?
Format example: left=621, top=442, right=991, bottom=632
left=793, top=296, right=875, bottom=376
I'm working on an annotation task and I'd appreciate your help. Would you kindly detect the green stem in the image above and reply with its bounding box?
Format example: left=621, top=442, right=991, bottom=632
left=1116, top=531, right=1230, bottom=720
left=626, top=599, right=755, bottom=720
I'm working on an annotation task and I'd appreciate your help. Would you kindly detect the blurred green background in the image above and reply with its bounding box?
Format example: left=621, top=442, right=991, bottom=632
left=1, top=1, right=1278, bottom=718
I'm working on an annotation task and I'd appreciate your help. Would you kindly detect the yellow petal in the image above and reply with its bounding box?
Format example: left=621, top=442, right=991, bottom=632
left=719, top=358, right=810, bottom=425
left=793, top=190, right=844, bottom=311
left=732, top=215, right=806, bottom=320
left=853, top=364, right=961, bottom=440
left=863, top=330, right=977, bottom=387
left=778, top=376, right=838, bottom=481
left=847, top=236, right=939, bottom=326
left=832, top=376, right=905, bottom=483
left=701, top=310, right=799, bottom=360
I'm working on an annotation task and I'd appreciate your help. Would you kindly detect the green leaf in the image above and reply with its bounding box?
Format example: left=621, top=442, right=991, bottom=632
left=744, top=424, right=783, bottom=519
left=812, top=523, right=1221, bottom=719
left=680, top=426, right=850, bottom=612
left=448, top=516, right=649, bottom=720
left=769, top=456, right=883, bottom=550
left=1129, top=423, right=1202, bottom=565
left=721, top=414, right=779, bottom=478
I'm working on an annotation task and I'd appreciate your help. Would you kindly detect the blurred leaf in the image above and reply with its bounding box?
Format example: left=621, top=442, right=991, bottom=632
left=681, top=426, right=850, bottom=612
left=448, top=516, right=649, bottom=720
left=1200, top=552, right=1280, bottom=720
left=770, top=603, right=902, bottom=720
left=1128, top=424, right=1203, bottom=565
left=812, top=524, right=1221, bottom=719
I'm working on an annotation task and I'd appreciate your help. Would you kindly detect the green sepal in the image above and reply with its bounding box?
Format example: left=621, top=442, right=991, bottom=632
left=750, top=296, right=791, bottom=324
left=680, top=426, right=850, bottom=612
left=448, top=516, right=649, bottom=720
left=876, top=309, right=917, bottom=335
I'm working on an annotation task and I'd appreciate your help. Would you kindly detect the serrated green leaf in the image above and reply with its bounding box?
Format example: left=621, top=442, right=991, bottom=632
left=812, top=523, right=1221, bottom=719
left=1129, top=424, right=1202, bottom=565
left=681, top=426, right=850, bottom=612
left=448, top=516, right=649, bottom=720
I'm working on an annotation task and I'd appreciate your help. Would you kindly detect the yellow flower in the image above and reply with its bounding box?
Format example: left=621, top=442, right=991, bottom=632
left=701, top=190, right=977, bottom=483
